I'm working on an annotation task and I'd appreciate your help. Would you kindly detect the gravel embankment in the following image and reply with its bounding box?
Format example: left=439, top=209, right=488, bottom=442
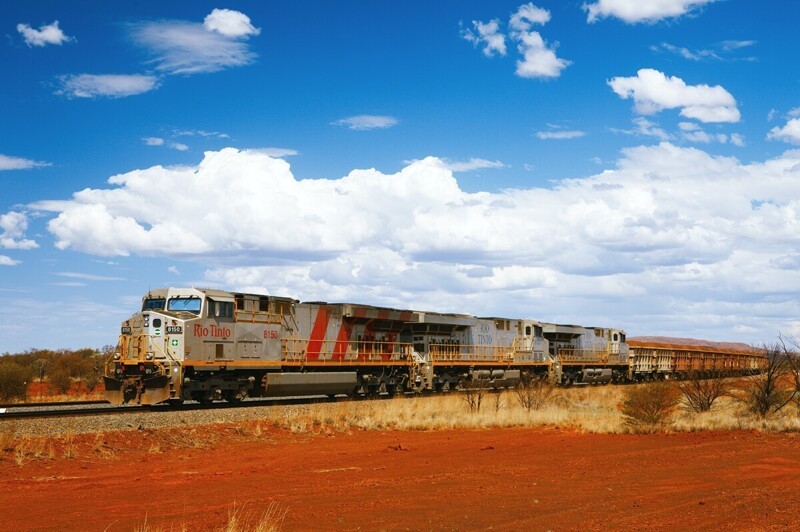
left=1, top=401, right=319, bottom=438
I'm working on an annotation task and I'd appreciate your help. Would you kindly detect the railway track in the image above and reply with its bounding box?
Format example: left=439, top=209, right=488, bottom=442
left=0, top=395, right=351, bottom=421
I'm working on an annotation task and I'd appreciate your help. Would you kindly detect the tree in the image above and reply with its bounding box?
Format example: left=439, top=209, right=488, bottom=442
left=677, top=370, right=731, bottom=413
left=462, top=378, right=489, bottom=413
left=0, top=362, right=28, bottom=401
left=739, top=342, right=795, bottom=418
left=49, top=369, right=74, bottom=395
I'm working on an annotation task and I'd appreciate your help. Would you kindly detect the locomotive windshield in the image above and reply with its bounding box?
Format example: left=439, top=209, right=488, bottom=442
left=167, top=296, right=202, bottom=314
left=142, top=298, right=166, bottom=310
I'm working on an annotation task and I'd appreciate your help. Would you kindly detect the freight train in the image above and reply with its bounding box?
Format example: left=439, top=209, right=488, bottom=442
left=103, top=287, right=764, bottom=405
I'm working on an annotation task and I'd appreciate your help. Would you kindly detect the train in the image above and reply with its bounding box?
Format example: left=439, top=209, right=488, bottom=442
left=103, top=287, right=765, bottom=405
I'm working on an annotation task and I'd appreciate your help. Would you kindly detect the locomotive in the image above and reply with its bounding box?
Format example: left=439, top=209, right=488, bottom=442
left=104, top=287, right=763, bottom=405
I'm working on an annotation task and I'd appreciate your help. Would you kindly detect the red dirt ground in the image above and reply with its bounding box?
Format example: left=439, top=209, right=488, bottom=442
left=2, top=427, right=799, bottom=531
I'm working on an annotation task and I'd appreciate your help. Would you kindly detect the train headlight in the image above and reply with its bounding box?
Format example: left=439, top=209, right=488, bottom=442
left=113, top=354, right=120, bottom=360
left=145, top=352, right=154, bottom=360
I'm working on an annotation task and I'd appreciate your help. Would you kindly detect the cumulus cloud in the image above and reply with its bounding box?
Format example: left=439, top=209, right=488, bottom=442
left=170, top=142, right=189, bottom=151
left=0, top=211, right=38, bottom=250
left=0, top=154, right=50, bottom=171
left=461, top=19, right=506, bottom=57
left=767, top=118, right=800, bottom=145
left=0, top=255, right=20, bottom=266
left=461, top=4, right=569, bottom=79
left=57, top=74, right=159, bottom=98
left=130, top=9, right=260, bottom=75
left=203, top=8, right=260, bottom=38
left=17, top=20, right=74, bottom=47
left=31, top=145, right=800, bottom=342
left=510, top=4, right=569, bottom=79
left=584, top=0, right=716, bottom=24
left=608, top=68, right=740, bottom=123
left=333, top=115, right=399, bottom=131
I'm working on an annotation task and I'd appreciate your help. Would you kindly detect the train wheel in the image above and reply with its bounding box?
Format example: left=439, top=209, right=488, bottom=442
left=223, top=390, right=242, bottom=403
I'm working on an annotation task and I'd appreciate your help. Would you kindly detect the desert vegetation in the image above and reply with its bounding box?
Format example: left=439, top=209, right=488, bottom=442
left=0, top=346, right=112, bottom=402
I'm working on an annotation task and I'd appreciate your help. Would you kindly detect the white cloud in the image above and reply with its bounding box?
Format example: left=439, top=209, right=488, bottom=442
left=0, top=211, right=38, bottom=250
left=610, top=117, right=671, bottom=141
left=173, top=129, right=229, bottom=138
left=608, top=68, right=740, bottom=123
left=168, top=266, right=181, bottom=275
left=462, top=4, right=569, bottom=79
left=17, top=20, right=74, bottom=47
left=510, top=4, right=569, bottom=79
left=142, top=137, right=165, bottom=146
left=729, top=133, right=745, bottom=147
left=767, top=118, right=800, bottom=145
left=584, top=0, right=716, bottom=24
left=536, top=130, right=586, bottom=140
left=632, top=117, right=671, bottom=140
left=509, top=3, right=551, bottom=31
left=0, top=154, right=50, bottom=171
left=441, top=158, right=506, bottom=172
left=0, top=256, right=20, bottom=266
left=789, top=107, right=800, bottom=118
left=652, top=42, right=718, bottom=61
left=333, top=115, right=399, bottom=131
left=56, top=272, right=126, bottom=281
left=130, top=10, right=260, bottom=75
left=461, top=19, right=507, bottom=57
left=203, top=8, right=260, bottom=38
left=514, top=31, right=570, bottom=79
left=254, top=148, right=299, bottom=158
left=652, top=40, right=757, bottom=62
left=31, top=145, right=800, bottom=341
left=170, top=142, right=189, bottom=151
left=57, top=74, right=159, bottom=99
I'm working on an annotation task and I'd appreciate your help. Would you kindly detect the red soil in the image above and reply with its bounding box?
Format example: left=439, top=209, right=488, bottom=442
left=2, top=427, right=799, bottom=531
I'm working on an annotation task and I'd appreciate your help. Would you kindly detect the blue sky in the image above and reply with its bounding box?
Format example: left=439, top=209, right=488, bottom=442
left=2, top=1, right=800, bottom=352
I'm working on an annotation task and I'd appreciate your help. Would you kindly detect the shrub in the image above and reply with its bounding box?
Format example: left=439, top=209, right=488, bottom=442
left=515, top=374, right=554, bottom=412
left=0, top=362, right=28, bottom=401
left=678, top=371, right=731, bottom=413
left=738, top=343, right=795, bottom=418
left=621, top=382, right=680, bottom=431
left=49, top=369, right=73, bottom=395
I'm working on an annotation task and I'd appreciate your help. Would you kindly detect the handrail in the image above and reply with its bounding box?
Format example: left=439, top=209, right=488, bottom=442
left=429, top=343, right=515, bottom=363
left=281, top=337, right=415, bottom=363
left=234, top=309, right=283, bottom=324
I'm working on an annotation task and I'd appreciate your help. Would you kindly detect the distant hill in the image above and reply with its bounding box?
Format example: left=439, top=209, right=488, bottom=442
left=628, top=336, right=754, bottom=352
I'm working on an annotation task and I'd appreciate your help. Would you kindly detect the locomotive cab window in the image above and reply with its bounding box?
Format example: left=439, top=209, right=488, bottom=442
left=207, top=298, right=234, bottom=319
left=142, top=298, right=165, bottom=310
left=167, top=296, right=201, bottom=314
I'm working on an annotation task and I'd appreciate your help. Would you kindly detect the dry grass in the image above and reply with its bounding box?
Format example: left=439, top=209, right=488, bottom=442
left=3, top=380, right=799, bottom=468
left=265, top=387, right=628, bottom=434
left=262, top=383, right=800, bottom=436
left=132, top=501, right=286, bottom=532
